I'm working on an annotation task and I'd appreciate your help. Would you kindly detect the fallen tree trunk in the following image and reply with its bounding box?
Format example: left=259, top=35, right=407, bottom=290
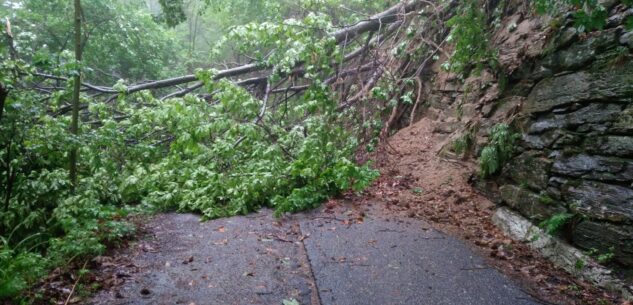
left=332, top=0, right=421, bottom=44
left=95, top=0, right=427, bottom=96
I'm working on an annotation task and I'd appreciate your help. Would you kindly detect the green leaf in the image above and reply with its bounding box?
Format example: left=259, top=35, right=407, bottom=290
left=282, top=299, right=300, bottom=305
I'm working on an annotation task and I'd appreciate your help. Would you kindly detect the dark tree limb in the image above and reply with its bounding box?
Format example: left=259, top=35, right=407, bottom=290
left=86, top=0, right=431, bottom=96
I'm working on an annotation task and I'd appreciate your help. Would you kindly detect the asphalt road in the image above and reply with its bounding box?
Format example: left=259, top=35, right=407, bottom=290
left=91, top=207, right=539, bottom=305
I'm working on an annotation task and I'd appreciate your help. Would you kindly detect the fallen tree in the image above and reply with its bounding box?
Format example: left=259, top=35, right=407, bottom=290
left=0, top=2, right=466, bottom=302
left=32, top=0, right=451, bottom=99
left=0, top=3, right=463, bottom=300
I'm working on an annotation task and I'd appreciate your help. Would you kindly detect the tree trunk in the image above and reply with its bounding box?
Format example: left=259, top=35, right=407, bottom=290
left=69, top=0, right=82, bottom=187
left=4, top=140, right=13, bottom=212
left=0, top=85, right=6, bottom=122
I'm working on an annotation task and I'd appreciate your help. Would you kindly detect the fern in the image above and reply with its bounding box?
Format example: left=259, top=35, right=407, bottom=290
left=479, top=124, right=519, bottom=178
left=452, top=130, right=475, bottom=156
left=479, top=146, right=500, bottom=177
left=539, top=213, right=574, bottom=234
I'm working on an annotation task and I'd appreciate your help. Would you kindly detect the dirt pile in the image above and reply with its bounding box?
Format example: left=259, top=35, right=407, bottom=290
left=356, top=118, right=627, bottom=305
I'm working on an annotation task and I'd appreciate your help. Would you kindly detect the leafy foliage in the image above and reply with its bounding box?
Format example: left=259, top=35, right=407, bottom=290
left=157, top=0, right=188, bottom=27
left=444, top=0, right=633, bottom=77
left=586, top=247, right=616, bottom=264
left=156, top=0, right=398, bottom=69
left=451, top=130, right=475, bottom=157
left=539, top=213, right=574, bottom=234
left=0, top=55, right=137, bottom=300
left=3, top=0, right=184, bottom=83
left=0, top=3, right=379, bottom=302
left=535, top=0, right=633, bottom=31
left=445, top=0, right=495, bottom=75
left=479, top=124, right=519, bottom=178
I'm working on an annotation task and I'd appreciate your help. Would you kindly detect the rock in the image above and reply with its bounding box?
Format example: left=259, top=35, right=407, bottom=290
left=529, top=65, right=554, bottom=80
left=493, top=207, right=633, bottom=299
left=611, top=105, right=633, bottom=133
left=548, top=176, right=569, bottom=188
left=495, top=16, right=547, bottom=74
left=552, top=132, right=583, bottom=148
left=472, top=178, right=502, bottom=204
left=555, top=27, right=579, bottom=50
left=546, top=186, right=563, bottom=200
left=599, top=0, right=619, bottom=11
left=522, top=134, right=548, bottom=149
left=502, top=152, right=552, bottom=190
left=428, top=95, right=443, bottom=109
left=607, top=8, right=633, bottom=28
left=563, top=181, right=633, bottom=222
left=576, top=124, right=610, bottom=133
left=620, top=31, right=633, bottom=49
left=504, top=79, right=535, bottom=97
left=541, top=29, right=616, bottom=72
left=459, top=104, right=478, bottom=121
left=523, top=61, right=633, bottom=114
left=488, top=96, right=524, bottom=121
left=528, top=118, right=565, bottom=134
left=522, top=130, right=563, bottom=149
left=499, top=185, right=567, bottom=221
left=573, top=220, right=633, bottom=267
left=563, top=103, right=622, bottom=126
left=541, top=46, right=595, bottom=72
left=423, top=107, right=441, bottom=121
left=585, top=136, right=633, bottom=157
left=527, top=102, right=621, bottom=132
left=481, top=103, right=496, bottom=118
left=552, top=154, right=633, bottom=182
left=576, top=124, right=609, bottom=136
left=432, top=121, right=460, bottom=134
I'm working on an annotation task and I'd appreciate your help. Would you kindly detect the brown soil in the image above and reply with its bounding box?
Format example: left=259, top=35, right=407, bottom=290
left=347, top=118, right=628, bottom=305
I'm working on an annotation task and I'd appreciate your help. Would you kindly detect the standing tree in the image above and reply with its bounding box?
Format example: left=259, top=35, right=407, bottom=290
left=69, top=0, right=82, bottom=186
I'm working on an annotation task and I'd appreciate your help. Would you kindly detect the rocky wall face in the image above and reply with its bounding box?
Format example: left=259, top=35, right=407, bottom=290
left=412, top=4, right=633, bottom=268
left=499, top=29, right=633, bottom=267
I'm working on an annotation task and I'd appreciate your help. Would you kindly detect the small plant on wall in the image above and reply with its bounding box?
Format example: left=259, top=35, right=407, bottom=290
left=479, top=123, right=519, bottom=178
left=539, top=212, right=574, bottom=234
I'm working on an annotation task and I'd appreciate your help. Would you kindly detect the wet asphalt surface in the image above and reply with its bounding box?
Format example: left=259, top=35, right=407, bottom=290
left=91, top=207, right=539, bottom=305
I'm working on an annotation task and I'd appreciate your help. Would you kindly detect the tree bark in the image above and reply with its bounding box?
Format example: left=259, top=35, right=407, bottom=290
left=4, top=140, right=14, bottom=212
left=0, top=85, right=6, bottom=122
left=69, top=0, right=82, bottom=186
left=1, top=18, right=16, bottom=122
left=331, top=0, right=420, bottom=44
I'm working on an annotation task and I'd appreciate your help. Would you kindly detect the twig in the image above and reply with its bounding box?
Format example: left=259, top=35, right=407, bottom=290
left=63, top=260, right=89, bottom=305
left=409, top=77, right=424, bottom=126
left=233, top=80, right=271, bottom=148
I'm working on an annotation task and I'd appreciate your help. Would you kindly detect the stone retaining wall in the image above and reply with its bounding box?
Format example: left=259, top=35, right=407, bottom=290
left=506, top=59, right=633, bottom=266
left=413, top=3, right=633, bottom=268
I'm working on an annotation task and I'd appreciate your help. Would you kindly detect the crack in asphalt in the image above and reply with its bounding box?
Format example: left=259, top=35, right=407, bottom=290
left=298, top=221, right=323, bottom=305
